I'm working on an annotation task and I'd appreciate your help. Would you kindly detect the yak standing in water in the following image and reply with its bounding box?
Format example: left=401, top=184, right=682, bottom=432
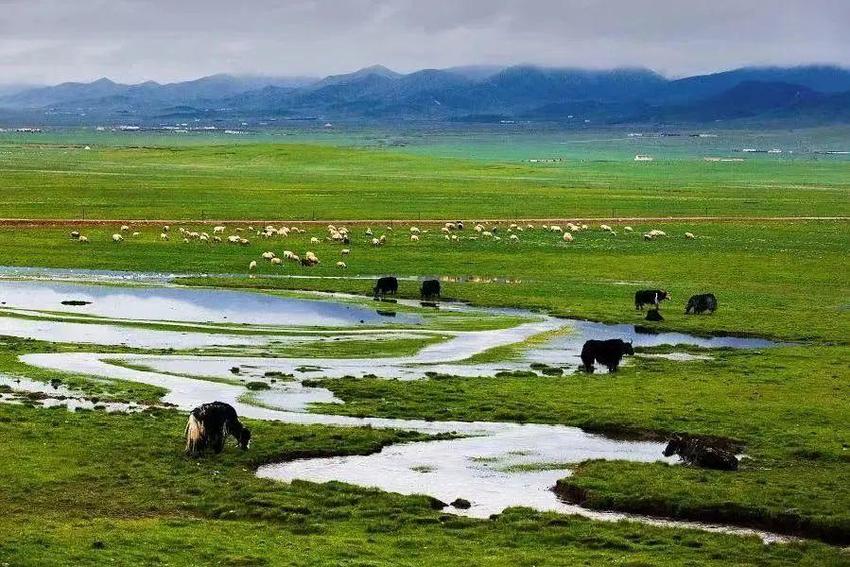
left=580, top=339, right=634, bottom=373
left=185, top=401, right=251, bottom=456
left=420, top=279, right=441, bottom=300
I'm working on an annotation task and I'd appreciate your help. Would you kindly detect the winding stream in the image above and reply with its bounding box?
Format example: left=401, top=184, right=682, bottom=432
left=0, top=274, right=787, bottom=542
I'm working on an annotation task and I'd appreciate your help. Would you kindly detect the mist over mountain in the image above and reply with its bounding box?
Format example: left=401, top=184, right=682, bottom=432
left=2, top=64, right=849, bottom=127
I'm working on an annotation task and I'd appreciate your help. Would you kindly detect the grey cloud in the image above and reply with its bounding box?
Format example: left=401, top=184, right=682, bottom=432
left=0, top=0, right=848, bottom=84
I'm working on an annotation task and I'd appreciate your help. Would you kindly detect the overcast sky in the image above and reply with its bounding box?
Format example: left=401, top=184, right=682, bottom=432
left=1, top=0, right=848, bottom=85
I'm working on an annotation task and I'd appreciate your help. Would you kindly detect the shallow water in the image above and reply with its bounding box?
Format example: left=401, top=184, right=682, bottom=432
left=0, top=375, right=145, bottom=413
left=2, top=271, right=787, bottom=542
left=0, top=279, right=422, bottom=326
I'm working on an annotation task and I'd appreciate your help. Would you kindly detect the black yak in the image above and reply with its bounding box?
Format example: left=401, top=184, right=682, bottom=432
left=663, top=433, right=739, bottom=471
left=185, top=402, right=251, bottom=456
left=580, top=339, right=634, bottom=373
left=685, top=293, right=717, bottom=315
left=373, top=276, right=399, bottom=298
left=645, top=308, right=664, bottom=322
left=634, top=289, right=670, bottom=310
left=420, top=279, right=441, bottom=300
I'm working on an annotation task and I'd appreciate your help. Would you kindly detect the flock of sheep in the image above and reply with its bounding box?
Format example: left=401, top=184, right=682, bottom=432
left=68, top=221, right=698, bottom=272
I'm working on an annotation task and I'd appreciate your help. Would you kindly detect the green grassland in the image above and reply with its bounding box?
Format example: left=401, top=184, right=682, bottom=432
left=0, top=141, right=849, bottom=219
left=0, top=137, right=849, bottom=563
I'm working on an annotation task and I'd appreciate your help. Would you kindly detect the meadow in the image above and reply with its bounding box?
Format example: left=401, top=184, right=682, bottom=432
left=0, top=134, right=848, bottom=564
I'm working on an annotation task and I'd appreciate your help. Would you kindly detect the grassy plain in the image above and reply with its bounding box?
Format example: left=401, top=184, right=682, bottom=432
left=0, top=136, right=848, bottom=563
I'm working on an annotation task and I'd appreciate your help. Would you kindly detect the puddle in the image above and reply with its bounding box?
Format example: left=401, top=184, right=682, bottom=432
left=0, top=375, right=146, bottom=413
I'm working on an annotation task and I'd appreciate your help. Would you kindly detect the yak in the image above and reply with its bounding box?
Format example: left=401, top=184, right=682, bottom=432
left=663, top=433, right=739, bottom=471
left=420, top=279, right=441, bottom=300
left=685, top=293, right=717, bottom=315
left=634, top=289, right=670, bottom=310
left=373, top=276, right=399, bottom=298
left=185, top=401, right=251, bottom=456
left=580, top=339, right=634, bottom=373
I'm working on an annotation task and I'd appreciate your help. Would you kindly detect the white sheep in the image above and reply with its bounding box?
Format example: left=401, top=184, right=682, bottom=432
left=685, top=232, right=696, bottom=239
left=410, top=226, right=421, bottom=234
left=365, top=228, right=374, bottom=237
left=550, top=225, right=563, bottom=233
left=249, top=260, right=257, bottom=271
left=283, top=250, right=295, bottom=260
left=112, top=234, right=123, bottom=243
left=213, top=226, right=226, bottom=234
left=510, top=234, right=519, bottom=242
left=212, top=236, right=222, bottom=243
left=624, top=226, right=634, bottom=233
left=162, top=225, right=170, bottom=233
left=410, top=234, right=420, bottom=242
left=310, top=237, right=320, bottom=244
left=120, top=225, right=129, bottom=232
left=270, top=257, right=282, bottom=265
left=341, top=248, right=350, bottom=255
left=228, top=235, right=240, bottom=244
left=70, top=231, right=80, bottom=239
left=371, top=238, right=381, bottom=246
left=336, top=261, right=347, bottom=269
left=563, top=232, right=574, bottom=242
left=262, top=251, right=276, bottom=260
left=199, top=234, right=209, bottom=242
left=600, top=224, right=612, bottom=232
left=78, top=235, right=89, bottom=244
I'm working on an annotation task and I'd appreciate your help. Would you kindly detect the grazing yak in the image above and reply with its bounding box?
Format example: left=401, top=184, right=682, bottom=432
left=185, top=401, right=251, bottom=456
left=580, top=339, right=634, bottom=373
left=373, top=276, right=399, bottom=298
left=634, top=289, right=670, bottom=310
left=663, top=433, right=739, bottom=471
left=420, top=279, right=441, bottom=300
left=685, top=293, right=718, bottom=315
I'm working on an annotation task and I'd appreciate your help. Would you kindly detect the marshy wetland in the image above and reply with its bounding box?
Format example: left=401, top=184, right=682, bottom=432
left=0, top=134, right=847, bottom=565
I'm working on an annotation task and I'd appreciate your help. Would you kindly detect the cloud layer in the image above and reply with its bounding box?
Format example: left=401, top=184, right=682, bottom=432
left=1, top=0, right=848, bottom=84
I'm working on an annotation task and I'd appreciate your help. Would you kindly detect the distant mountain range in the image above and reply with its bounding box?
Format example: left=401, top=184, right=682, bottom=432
left=2, top=64, right=850, bottom=126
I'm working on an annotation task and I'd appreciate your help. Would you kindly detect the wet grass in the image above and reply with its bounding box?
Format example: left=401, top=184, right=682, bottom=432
left=308, top=345, right=850, bottom=542
left=0, top=402, right=847, bottom=566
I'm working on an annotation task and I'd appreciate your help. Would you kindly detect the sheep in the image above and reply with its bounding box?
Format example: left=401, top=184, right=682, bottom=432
left=411, top=234, right=420, bottom=242
left=239, top=238, right=250, bottom=246
left=474, top=224, right=484, bottom=233
left=262, top=251, right=276, bottom=260
left=685, top=232, right=696, bottom=239
left=270, top=257, right=282, bottom=265
left=213, top=236, right=222, bottom=243
left=482, top=231, right=492, bottom=238
left=183, top=238, right=190, bottom=243
left=527, top=224, right=534, bottom=229
left=409, top=226, right=421, bottom=234
left=643, top=233, right=655, bottom=241
left=213, top=226, right=226, bottom=234
left=441, top=227, right=450, bottom=234
left=648, top=229, right=667, bottom=237
left=581, top=224, right=589, bottom=231
left=371, top=238, right=381, bottom=247
left=563, top=232, right=574, bottom=242
left=624, top=226, right=634, bottom=233
left=336, top=261, right=347, bottom=269
left=310, top=237, right=320, bottom=245
left=283, top=250, right=295, bottom=260
left=302, top=252, right=320, bottom=266
left=70, top=231, right=80, bottom=239
left=444, top=234, right=450, bottom=241
left=199, top=234, right=209, bottom=242
left=550, top=225, right=563, bottom=233
left=163, top=225, right=170, bottom=233
left=249, top=261, right=257, bottom=271
left=510, top=234, right=519, bottom=242
left=130, top=231, right=140, bottom=237
left=365, top=228, right=374, bottom=237
left=228, top=235, right=241, bottom=244
left=112, top=234, right=123, bottom=243
left=451, top=234, right=459, bottom=241
left=120, top=225, right=130, bottom=232
left=567, top=223, right=580, bottom=232
left=600, top=224, right=612, bottom=232
left=78, top=235, right=89, bottom=244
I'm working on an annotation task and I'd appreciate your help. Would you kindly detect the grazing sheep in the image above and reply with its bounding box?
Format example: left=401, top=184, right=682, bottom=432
left=648, top=229, right=667, bottom=237
left=261, top=251, right=276, bottom=260
left=643, top=233, right=655, bottom=241
left=239, top=238, right=250, bottom=246
left=129, top=231, right=140, bottom=237
left=70, top=231, right=80, bottom=239
left=199, top=234, right=209, bottom=242
left=411, top=234, right=420, bottom=242
left=365, top=228, right=374, bottom=236
left=563, top=232, right=574, bottom=242
left=212, top=236, right=222, bottom=243
left=550, top=225, right=563, bottom=233
left=685, top=232, right=696, bottom=239
left=510, top=234, right=519, bottom=242
left=341, top=249, right=350, bottom=255
left=283, top=250, right=295, bottom=260
left=336, top=261, right=347, bottom=269
left=78, top=235, right=89, bottom=244
left=624, top=226, right=634, bottom=233
left=310, top=237, right=320, bottom=244
left=112, top=234, right=123, bottom=243
left=600, top=224, right=612, bottom=232
left=228, top=235, right=240, bottom=244
left=302, top=252, right=320, bottom=266
left=162, top=225, right=170, bottom=233
left=474, top=224, right=484, bottom=233
left=213, top=226, right=226, bottom=234
left=409, top=226, right=421, bottom=234
left=581, top=224, right=589, bottom=231
left=451, top=234, right=459, bottom=241
left=120, top=225, right=129, bottom=232
left=248, top=261, right=257, bottom=271
left=270, top=257, right=282, bottom=265
left=441, top=227, right=450, bottom=234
